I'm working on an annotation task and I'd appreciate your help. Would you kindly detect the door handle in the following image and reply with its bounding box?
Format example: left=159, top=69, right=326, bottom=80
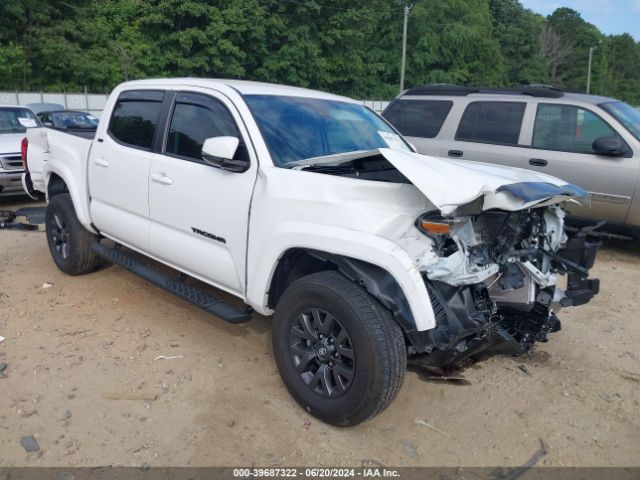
left=150, top=173, right=173, bottom=185
left=448, top=150, right=463, bottom=158
left=529, top=158, right=548, bottom=167
left=93, top=158, right=110, bottom=168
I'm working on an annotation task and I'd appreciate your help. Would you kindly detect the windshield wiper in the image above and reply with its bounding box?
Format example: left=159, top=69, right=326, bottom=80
left=300, top=164, right=358, bottom=173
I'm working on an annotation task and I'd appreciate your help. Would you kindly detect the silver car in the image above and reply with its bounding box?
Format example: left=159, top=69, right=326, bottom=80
left=0, top=105, right=42, bottom=195
left=383, top=85, right=640, bottom=237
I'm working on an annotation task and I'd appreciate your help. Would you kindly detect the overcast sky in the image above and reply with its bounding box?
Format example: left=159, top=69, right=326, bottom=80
left=520, top=0, right=640, bottom=40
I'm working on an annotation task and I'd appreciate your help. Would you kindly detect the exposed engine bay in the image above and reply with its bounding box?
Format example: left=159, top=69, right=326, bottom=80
left=410, top=205, right=601, bottom=366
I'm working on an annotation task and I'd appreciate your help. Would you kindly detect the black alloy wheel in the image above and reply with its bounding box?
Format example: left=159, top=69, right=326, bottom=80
left=48, top=211, right=71, bottom=260
left=290, top=307, right=355, bottom=398
left=272, top=270, right=407, bottom=426
left=45, top=193, right=101, bottom=275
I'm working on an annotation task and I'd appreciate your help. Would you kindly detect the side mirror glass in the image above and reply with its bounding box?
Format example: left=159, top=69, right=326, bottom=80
left=592, top=136, right=627, bottom=157
left=201, top=136, right=248, bottom=173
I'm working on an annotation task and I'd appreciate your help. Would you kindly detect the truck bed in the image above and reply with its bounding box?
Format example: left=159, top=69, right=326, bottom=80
left=45, top=126, right=97, bottom=140
left=26, top=126, right=94, bottom=229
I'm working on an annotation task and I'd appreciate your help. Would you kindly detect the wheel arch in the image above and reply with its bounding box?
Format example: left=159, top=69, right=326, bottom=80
left=267, top=248, right=419, bottom=333
left=47, top=172, right=69, bottom=198
left=45, top=167, right=96, bottom=234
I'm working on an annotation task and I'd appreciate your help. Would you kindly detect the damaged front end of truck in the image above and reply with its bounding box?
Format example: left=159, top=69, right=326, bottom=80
left=408, top=189, right=601, bottom=366
left=293, top=147, right=601, bottom=366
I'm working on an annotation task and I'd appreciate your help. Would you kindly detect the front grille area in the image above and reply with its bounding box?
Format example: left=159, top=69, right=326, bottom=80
left=0, top=154, right=23, bottom=170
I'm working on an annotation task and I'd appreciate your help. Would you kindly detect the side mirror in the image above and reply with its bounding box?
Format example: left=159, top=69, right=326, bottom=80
left=201, top=136, right=248, bottom=173
left=592, top=137, right=627, bottom=157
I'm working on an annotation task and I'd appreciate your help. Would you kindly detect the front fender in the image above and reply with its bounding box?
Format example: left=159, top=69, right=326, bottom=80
left=246, top=222, right=436, bottom=331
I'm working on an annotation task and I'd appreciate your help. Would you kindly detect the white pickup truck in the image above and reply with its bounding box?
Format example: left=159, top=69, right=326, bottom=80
left=23, top=78, right=600, bottom=426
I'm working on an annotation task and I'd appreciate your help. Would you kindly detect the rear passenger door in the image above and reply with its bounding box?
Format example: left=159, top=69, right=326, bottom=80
left=89, top=90, right=165, bottom=251
left=441, top=100, right=530, bottom=168
left=525, top=103, right=636, bottom=223
left=147, top=91, right=257, bottom=296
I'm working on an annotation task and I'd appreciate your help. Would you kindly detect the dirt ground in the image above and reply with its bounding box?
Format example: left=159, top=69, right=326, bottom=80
left=0, top=195, right=639, bottom=468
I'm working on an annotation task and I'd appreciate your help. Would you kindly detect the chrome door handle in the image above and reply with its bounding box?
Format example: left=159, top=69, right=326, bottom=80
left=93, top=158, right=110, bottom=168
left=150, top=173, right=173, bottom=185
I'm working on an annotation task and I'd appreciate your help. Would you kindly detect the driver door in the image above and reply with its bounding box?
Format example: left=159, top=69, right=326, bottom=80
left=148, top=90, right=256, bottom=295
left=525, top=103, right=637, bottom=223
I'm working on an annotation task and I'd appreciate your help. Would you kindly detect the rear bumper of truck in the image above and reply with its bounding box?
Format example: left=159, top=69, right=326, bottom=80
left=21, top=172, right=41, bottom=200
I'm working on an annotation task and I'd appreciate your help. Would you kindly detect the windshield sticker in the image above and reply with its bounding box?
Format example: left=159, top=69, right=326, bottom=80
left=18, top=117, right=37, bottom=128
left=378, top=131, right=410, bottom=151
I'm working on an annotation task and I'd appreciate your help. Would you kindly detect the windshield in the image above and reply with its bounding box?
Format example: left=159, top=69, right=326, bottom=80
left=51, top=112, right=98, bottom=129
left=600, top=101, right=640, bottom=141
left=0, top=108, right=40, bottom=134
left=243, top=95, right=411, bottom=166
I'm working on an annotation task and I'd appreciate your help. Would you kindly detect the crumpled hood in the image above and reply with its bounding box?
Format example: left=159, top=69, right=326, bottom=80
left=0, top=133, right=25, bottom=155
left=379, top=148, right=588, bottom=215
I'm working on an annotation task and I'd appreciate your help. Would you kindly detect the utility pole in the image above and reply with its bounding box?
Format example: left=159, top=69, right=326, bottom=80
left=400, top=4, right=413, bottom=93
left=586, top=41, right=601, bottom=94
left=586, top=46, right=595, bottom=94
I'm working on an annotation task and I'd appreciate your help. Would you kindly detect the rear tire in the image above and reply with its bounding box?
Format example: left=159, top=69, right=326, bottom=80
left=272, top=271, right=406, bottom=426
left=45, top=193, right=100, bottom=275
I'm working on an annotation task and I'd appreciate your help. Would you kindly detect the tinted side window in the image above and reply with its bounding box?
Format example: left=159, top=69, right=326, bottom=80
left=383, top=100, right=453, bottom=138
left=532, top=104, right=621, bottom=154
left=108, top=90, right=164, bottom=150
left=166, top=93, right=241, bottom=161
left=456, top=101, right=526, bottom=145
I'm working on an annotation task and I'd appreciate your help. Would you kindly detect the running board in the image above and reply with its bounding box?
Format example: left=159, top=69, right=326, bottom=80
left=91, top=242, right=252, bottom=324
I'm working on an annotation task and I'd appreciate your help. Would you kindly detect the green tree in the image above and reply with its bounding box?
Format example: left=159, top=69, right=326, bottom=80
left=488, top=0, right=548, bottom=86
left=405, top=0, right=506, bottom=88
left=0, top=44, right=27, bottom=89
left=0, top=0, right=638, bottom=103
left=603, top=34, right=640, bottom=104
left=545, top=7, right=606, bottom=93
left=254, top=0, right=398, bottom=98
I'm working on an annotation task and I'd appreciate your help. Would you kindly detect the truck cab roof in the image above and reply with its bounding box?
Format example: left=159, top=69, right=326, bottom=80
left=117, top=78, right=356, bottom=103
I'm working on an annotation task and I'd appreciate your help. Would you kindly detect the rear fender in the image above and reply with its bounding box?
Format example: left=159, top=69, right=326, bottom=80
left=45, top=166, right=95, bottom=234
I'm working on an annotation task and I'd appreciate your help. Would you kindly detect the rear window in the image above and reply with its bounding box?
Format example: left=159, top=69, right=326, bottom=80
left=456, top=101, right=526, bottom=145
left=108, top=90, right=164, bottom=150
left=383, top=100, right=453, bottom=138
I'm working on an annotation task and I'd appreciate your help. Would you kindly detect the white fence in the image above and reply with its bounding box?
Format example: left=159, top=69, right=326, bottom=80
left=0, top=91, right=109, bottom=118
left=1, top=91, right=389, bottom=116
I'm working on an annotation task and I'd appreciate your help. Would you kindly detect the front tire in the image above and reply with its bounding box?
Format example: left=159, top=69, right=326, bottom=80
left=45, top=193, right=100, bottom=275
left=272, top=271, right=406, bottom=426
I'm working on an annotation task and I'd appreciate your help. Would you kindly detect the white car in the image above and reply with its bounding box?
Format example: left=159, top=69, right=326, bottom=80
left=0, top=105, right=41, bottom=195
left=23, top=79, right=600, bottom=426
